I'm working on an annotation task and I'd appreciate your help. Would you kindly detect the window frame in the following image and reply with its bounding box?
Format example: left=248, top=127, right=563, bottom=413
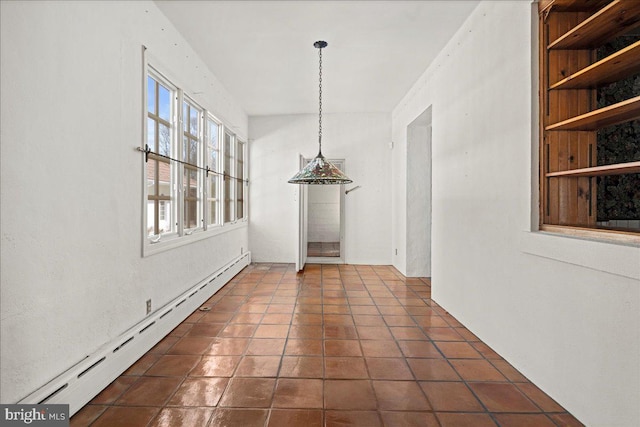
left=142, top=59, right=249, bottom=257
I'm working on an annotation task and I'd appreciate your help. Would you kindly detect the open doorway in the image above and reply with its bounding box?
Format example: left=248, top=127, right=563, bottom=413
left=297, top=158, right=346, bottom=267
left=406, top=107, right=432, bottom=277
left=307, top=184, right=341, bottom=257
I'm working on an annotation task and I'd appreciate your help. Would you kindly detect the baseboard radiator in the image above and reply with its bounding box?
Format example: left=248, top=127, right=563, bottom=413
left=18, top=252, right=251, bottom=416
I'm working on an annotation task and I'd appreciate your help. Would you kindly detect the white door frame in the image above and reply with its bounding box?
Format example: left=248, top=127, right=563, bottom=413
left=303, top=158, right=346, bottom=265
left=295, top=155, right=308, bottom=272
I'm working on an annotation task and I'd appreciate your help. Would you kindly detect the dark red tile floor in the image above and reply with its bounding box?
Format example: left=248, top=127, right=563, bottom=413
left=71, top=263, right=583, bottom=426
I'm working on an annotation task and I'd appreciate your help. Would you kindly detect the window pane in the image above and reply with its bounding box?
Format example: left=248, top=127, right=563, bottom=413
left=161, top=201, right=172, bottom=234
left=147, top=201, right=156, bottom=236
left=184, top=168, right=199, bottom=229
left=190, top=108, right=198, bottom=135
left=158, top=84, right=170, bottom=121
left=208, top=120, right=218, bottom=150
left=159, top=124, right=170, bottom=156
left=158, top=160, right=171, bottom=197
left=147, top=77, right=156, bottom=114
left=208, top=200, right=217, bottom=225
left=147, top=118, right=156, bottom=152
left=147, top=160, right=157, bottom=196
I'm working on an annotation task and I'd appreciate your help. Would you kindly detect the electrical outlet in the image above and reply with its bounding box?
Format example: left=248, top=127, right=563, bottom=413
left=241, top=247, right=243, bottom=254
left=146, top=299, right=152, bottom=315
left=395, top=249, right=398, bottom=255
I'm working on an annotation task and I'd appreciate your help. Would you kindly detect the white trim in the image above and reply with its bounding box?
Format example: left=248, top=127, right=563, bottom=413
left=17, top=252, right=251, bottom=416
left=520, top=231, right=640, bottom=280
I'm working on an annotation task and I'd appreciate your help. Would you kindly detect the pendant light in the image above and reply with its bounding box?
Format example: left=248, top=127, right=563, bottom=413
left=288, top=41, right=353, bottom=185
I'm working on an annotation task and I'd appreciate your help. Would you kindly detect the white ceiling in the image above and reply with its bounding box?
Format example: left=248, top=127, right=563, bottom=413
left=155, top=0, right=479, bottom=116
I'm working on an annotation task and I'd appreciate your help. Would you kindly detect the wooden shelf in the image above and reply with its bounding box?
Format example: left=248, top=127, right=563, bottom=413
left=546, top=161, right=640, bottom=177
left=546, top=96, right=640, bottom=130
left=541, top=0, right=611, bottom=13
left=548, top=0, right=640, bottom=49
left=549, top=41, right=640, bottom=89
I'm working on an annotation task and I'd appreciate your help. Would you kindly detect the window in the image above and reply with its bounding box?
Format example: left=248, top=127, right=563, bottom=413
left=144, top=64, right=248, bottom=249
left=236, top=139, right=246, bottom=220
left=206, top=116, right=221, bottom=228
left=538, top=0, right=640, bottom=241
left=182, top=97, right=203, bottom=231
left=223, top=131, right=235, bottom=223
left=147, top=72, right=175, bottom=237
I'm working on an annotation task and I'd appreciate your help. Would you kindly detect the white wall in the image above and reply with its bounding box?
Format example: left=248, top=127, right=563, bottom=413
left=0, top=1, right=248, bottom=404
left=308, top=185, right=341, bottom=242
left=392, top=2, right=640, bottom=426
left=250, top=113, right=391, bottom=265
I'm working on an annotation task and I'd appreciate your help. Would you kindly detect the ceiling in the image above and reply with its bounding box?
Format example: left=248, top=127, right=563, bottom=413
left=155, top=1, right=479, bottom=116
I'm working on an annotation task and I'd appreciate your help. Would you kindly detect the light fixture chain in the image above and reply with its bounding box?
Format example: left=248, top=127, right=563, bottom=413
left=318, top=46, right=322, bottom=153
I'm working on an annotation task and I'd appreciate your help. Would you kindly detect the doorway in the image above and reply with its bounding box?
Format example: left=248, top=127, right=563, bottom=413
left=296, top=157, right=346, bottom=270
left=406, top=107, right=432, bottom=277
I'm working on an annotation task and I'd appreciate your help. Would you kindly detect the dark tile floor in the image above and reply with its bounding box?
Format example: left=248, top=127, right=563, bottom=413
left=71, top=263, right=584, bottom=426
left=307, top=242, right=340, bottom=258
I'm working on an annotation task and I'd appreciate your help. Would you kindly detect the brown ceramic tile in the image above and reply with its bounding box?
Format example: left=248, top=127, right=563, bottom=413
left=360, top=340, right=403, bottom=358
left=324, top=325, right=359, bottom=339
left=325, top=411, right=382, bottom=427
left=292, top=313, right=323, bottom=324
left=436, top=413, right=498, bottom=427
left=324, top=380, right=377, bottom=410
left=356, top=326, right=393, bottom=340
left=235, top=355, right=281, bottom=377
left=548, top=413, right=585, bottom=426
left=201, top=311, right=235, bottom=323
left=516, top=383, right=565, bottom=412
left=469, top=382, right=541, bottom=413
left=206, top=337, right=249, bottom=355
left=380, top=411, right=440, bottom=427
left=420, top=381, right=484, bottom=411
left=353, top=315, right=386, bottom=326
left=115, top=377, right=182, bottom=406
left=325, top=357, right=368, bottom=379
left=169, top=323, right=193, bottom=337
left=423, top=327, right=465, bottom=341
left=323, top=305, right=351, bottom=314
left=390, top=326, right=427, bottom=340
left=285, top=339, right=323, bottom=356
left=398, top=340, right=442, bottom=358
left=149, top=336, right=179, bottom=354
left=148, top=407, right=213, bottom=427
left=491, top=359, right=529, bottom=382
left=145, top=354, right=201, bottom=377
left=407, top=358, right=460, bottom=381
left=90, top=406, right=159, bottom=427
left=218, top=378, right=276, bottom=407
left=383, top=315, right=416, bottom=326
left=365, top=358, right=413, bottom=380
left=351, top=306, right=380, bottom=315
left=272, top=378, right=323, bottom=408
left=435, top=341, right=482, bottom=359
left=70, top=405, right=107, bottom=427
left=294, top=304, right=322, bottom=314
left=254, top=324, right=289, bottom=338
left=185, top=322, right=224, bottom=337
left=238, top=303, right=269, bottom=313
left=246, top=338, right=286, bottom=355
left=372, top=380, right=430, bottom=410
left=267, top=409, right=323, bottom=427
left=90, top=376, right=138, bottom=404
left=230, top=312, right=264, bottom=324
left=122, top=353, right=162, bottom=375
left=493, top=413, right=557, bottom=427
left=325, top=340, right=362, bottom=357
left=209, top=409, right=269, bottom=427
left=289, top=326, right=323, bottom=340
left=189, top=355, right=241, bottom=377
left=450, top=359, right=508, bottom=381
left=279, top=356, right=323, bottom=378
left=219, top=324, right=258, bottom=338
left=471, top=341, right=502, bottom=359
left=167, top=337, right=213, bottom=355
left=167, top=377, right=228, bottom=406
left=262, top=313, right=293, bottom=324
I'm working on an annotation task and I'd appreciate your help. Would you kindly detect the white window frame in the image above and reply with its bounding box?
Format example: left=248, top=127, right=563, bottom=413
left=205, top=114, right=223, bottom=230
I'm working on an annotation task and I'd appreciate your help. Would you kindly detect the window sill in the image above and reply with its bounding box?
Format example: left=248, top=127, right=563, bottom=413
left=520, top=229, right=640, bottom=280
left=143, top=219, right=248, bottom=257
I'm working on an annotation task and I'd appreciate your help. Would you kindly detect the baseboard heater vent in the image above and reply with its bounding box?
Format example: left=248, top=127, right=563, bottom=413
left=19, top=252, right=251, bottom=415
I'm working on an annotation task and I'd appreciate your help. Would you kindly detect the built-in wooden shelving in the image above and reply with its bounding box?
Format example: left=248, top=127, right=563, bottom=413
left=548, top=0, right=640, bottom=49
left=549, top=41, right=640, bottom=89
left=540, top=0, right=611, bottom=13
left=546, top=96, right=640, bottom=131
left=546, top=161, right=640, bottom=177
